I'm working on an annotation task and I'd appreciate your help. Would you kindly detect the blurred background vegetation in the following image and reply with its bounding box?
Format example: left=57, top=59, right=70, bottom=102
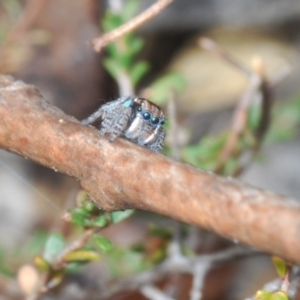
left=0, top=0, right=300, bottom=299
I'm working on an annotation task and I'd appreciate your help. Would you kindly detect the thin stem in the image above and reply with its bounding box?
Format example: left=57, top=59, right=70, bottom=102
left=199, top=38, right=275, bottom=175
left=53, top=228, right=98, bottom=269
left=281, top=266, right=291, bottom=293
left=190, top=261, right=210, bottom=300
left=199, top=38, right=252, bottom=78
left=91, top=0, right=173, bottom=52
left=167, top=92, right=180, bottom=160
left=98, top=246, right=256, bottom=299
left=141, top=284, right=176, bottom=300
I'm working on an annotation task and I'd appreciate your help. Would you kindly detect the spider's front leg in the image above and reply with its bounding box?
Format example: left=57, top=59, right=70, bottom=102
left=137, top=125, right=166, bottom=152
left=147, top=127, right=166, bottom=151
left=81, top=106, right=105, bottom=125
left=102, top=105, right=133, bottom=142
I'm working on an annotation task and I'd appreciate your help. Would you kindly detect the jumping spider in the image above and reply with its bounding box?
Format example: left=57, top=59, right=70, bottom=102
left=82, top=96, right=166, bottom=151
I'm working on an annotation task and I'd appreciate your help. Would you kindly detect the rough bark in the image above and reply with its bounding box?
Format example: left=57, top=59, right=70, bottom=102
left=1, top=75, right=300, bottom=263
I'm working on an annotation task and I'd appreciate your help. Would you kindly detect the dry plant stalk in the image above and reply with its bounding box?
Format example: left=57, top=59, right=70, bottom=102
left=1, top=75, right=300, bottom=263
left=199, top=38, right=274, bottom=174
left=91, top=0, right=173, bottom=52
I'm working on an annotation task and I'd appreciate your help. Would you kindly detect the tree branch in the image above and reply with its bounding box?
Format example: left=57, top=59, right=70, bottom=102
left=1, top=75, right=300, bottom=263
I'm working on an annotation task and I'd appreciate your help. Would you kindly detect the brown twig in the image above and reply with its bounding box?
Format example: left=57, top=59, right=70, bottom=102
left=91, top=0, right=173, bottom=52
left=214, top=72, right=263, bottom=174
left=199, top=38, right=252, bottom=78
left=199, top=38, right=276, bottom=175
left=1, top=76, right=300, bottom=263
left=52, top=228, right=98, bottom=269
left=281, top=265, right=292, bottom=293
left=141, top=284, right=175, bottom=300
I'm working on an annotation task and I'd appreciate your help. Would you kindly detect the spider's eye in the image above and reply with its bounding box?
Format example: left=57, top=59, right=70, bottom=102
left=137, top=107, right=142, bottom=112
left=160, top=120, right=165, bottom=125
left=142, top=112, right=151, bottom=120
left=151, top=117, right=159, bottom=125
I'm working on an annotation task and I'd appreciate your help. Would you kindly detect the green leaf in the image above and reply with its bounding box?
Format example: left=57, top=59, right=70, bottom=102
left=105, top=42, right=119, bottom=58
left=93, top=235, right=114, bottom=253
left=130, top=61, right=150, bottom=85
left=64, top=250, right=100, bottom=262
left=270, top=291, right=289, bottom=300
left=103, top=58, right=124, bottom=80
left=255, top=290, right=272, bottom=300
left=110, top=209, right=135, bottom=223
left=148, top=224, right=172, bottom=239
left=181, top=133, right=227, bottom=170
left=1, top=0, right=22, bottom=18
left=76, top=190, right=91, bottom=206
left=72, top=207, right=90, bottom=217
left=102, top=12, right=122, bottom=32
left=272, top=256, right=288, bottom=278
left=71, top=211, right=92, bottom=227
left=128, top=37, right=144, bottom=56
left=34, top=255, right=50, bottom=271
left=117, top=51, right=134, bottom=69
left=21, top=230, right=49, bottom=256
left=122, top=0, right=140, bottom=22
left=223, top=157, right=239, bottom=176
left=92, top=215, right=109, bottom=228
left=149, top=72, right=186, bottom=106
left=248, top=102, right=262, bottom=131
left=106, top=247, right=148, bottom=277
left=83, top=200, right=97, bottom=213
left=43, top=233, right=66, bottom=263
left=266, top=96, right=300, bottom=144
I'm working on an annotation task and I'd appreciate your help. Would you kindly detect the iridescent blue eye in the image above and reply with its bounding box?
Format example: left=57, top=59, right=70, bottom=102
left=143, top=112, right=151, bottom=120
left=137, top=107, right=142, bottom=112
left=151, top=117, right=159, bottom=125
left=160, top=120, right=165, bottom=125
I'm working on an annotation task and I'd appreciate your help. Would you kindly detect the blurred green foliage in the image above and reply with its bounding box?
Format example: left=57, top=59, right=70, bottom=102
left=266, top=97, right=300, bottom=144
left=181, top=95, right=300, bottom=176
left=106, top=246, right=149, bottom=277
left=102, top=0, right=150, bottom=88
left=0, top=0, right=22, bottom=41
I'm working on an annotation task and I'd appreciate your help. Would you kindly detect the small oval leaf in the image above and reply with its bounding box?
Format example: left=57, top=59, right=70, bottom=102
left=272, top=256, right=288, bottom=278
left=64, top=250, right=100, bottom=262
left=92, top=215, right=109, bottom=228
left=93, top=236, right=114, bottom=253
left=110, top=209, right=134, bottom=223
left=34, top=255, right=50, bottom=271
left=43, top=233, right=66, bottom=263
left=270, top=291, right=289, bottom=300
left=255, top=290, right=272, bottom=300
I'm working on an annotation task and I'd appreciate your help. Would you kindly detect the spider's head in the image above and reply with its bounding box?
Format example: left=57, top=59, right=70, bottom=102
left=134, top=97, right=165, bottom=128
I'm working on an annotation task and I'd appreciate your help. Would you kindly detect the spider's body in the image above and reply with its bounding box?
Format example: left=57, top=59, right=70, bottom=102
left=82, top=96, right=166, bottom=151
